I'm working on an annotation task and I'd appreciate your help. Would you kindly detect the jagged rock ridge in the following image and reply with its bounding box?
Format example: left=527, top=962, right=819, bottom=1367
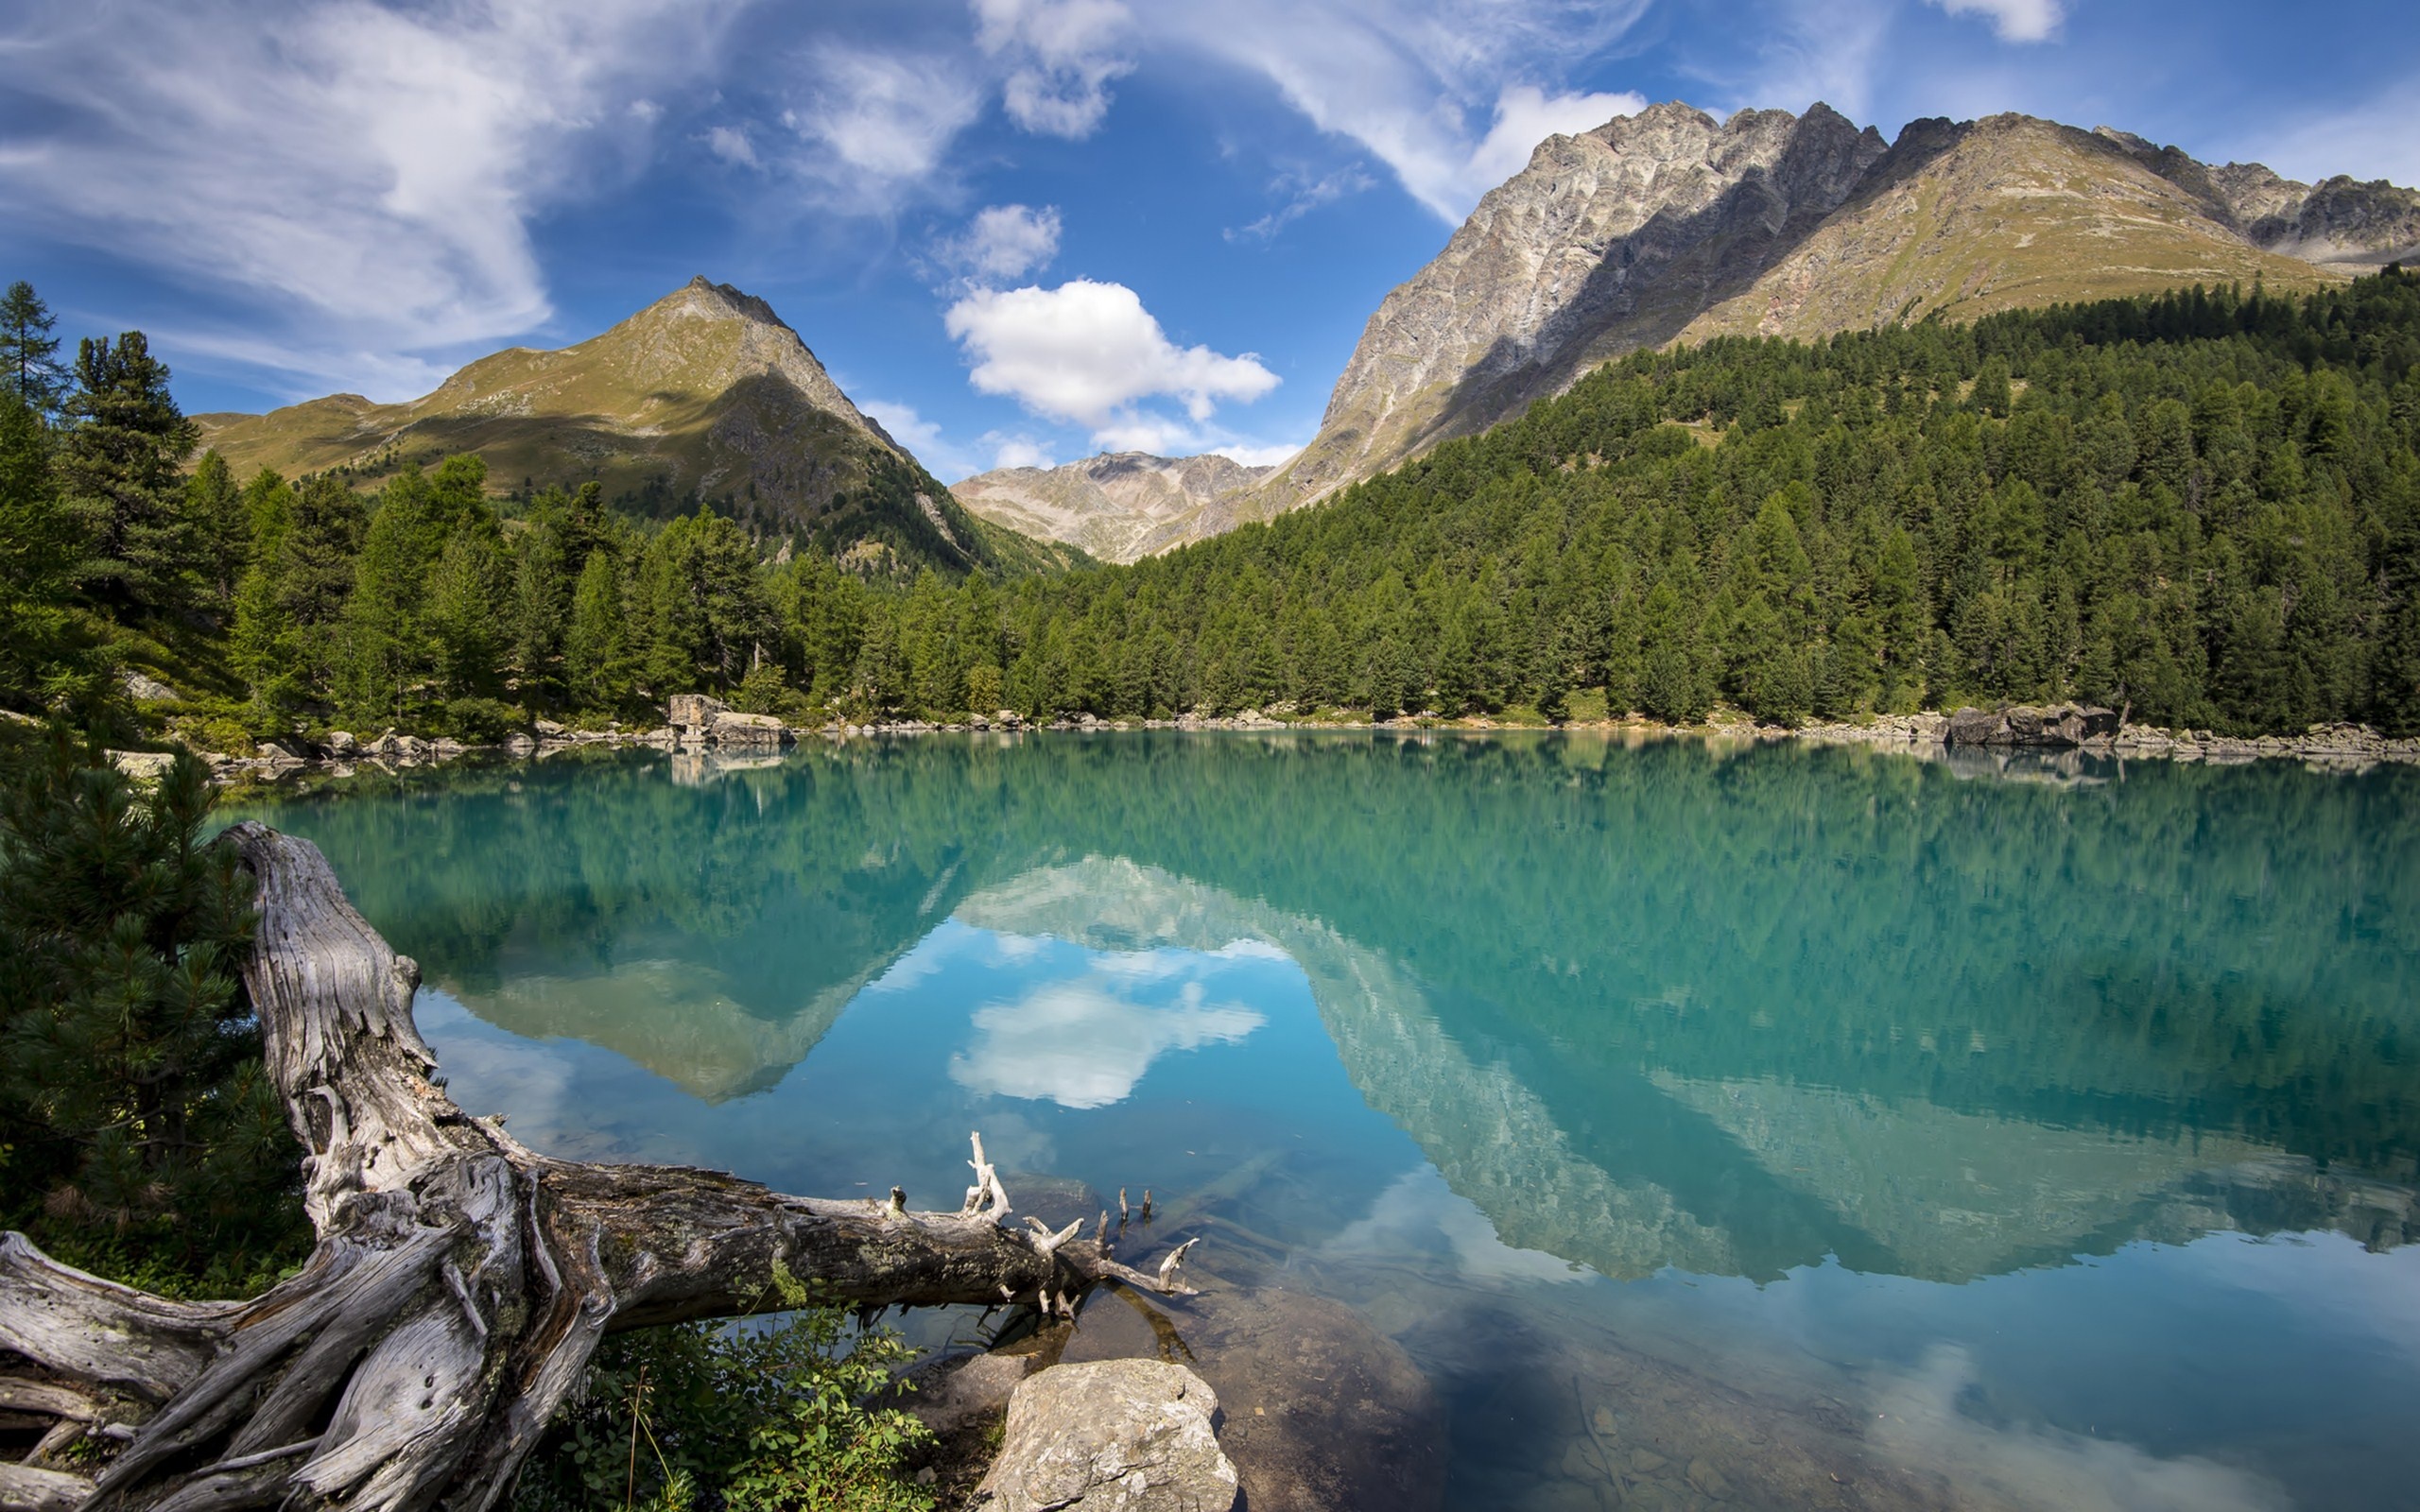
left=195, top=276, right=1048, bottom=575
left=948, top=451, right=1276, bottom=564
left=1240, top=102, right=2416, bottom=521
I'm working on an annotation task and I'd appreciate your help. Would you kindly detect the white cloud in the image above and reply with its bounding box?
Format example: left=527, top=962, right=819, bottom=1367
left=785, top=43, right=986, bottom=206
left=991, top=436, right=1059, bottom=470
left=2235, top=73, right=2420, bottom=190
left=704, top=124, right=759, bottom=167
left=944, top=278, right=1280, bottom=438
left=1157, top=0, right=1654, bottom=222
left=950, top=977, right=1263, bottom=1108
left=1466, top=84, right=1647, bottom=192
left=1206, top=439, right=1306, bottom=469
left=0, top=0, right=734, bottom=388
left=937, top=203, right=1064, bottom=284
left=855, top=396, right=989, bottom=482
left=1228, top=163, right=1377, bottom=243
left=1926, top=0, right=2065, bottom=43
left=973, top=0, right=1133, bottom=138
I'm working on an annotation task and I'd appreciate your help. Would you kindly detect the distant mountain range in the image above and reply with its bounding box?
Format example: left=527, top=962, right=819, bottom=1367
left=195, top=276, right=1077, bottom=577
left=194, top=108, right=2418, bottom=572
left=967, top=103, right=2417, bottom=556
left=947, top=452, right=1275, bottom=565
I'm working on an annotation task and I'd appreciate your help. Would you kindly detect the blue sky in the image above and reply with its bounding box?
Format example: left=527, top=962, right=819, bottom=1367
left=3, top=0, right=2414, bottom=482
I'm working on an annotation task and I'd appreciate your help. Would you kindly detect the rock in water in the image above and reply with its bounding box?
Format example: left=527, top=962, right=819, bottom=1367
left=1063, top=1279, right=1445, bottom=1512
left=975, top=1359, right=1236, bottom=1512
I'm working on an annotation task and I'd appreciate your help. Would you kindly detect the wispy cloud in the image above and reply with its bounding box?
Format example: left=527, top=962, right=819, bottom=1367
left=2231, top=70, right=2420, bottom=188
left=0, top=0, right=736, bottom=387
left=1155, top=0, right=1654, bottom=221
left=1228, top=163, right=1377, bottom=243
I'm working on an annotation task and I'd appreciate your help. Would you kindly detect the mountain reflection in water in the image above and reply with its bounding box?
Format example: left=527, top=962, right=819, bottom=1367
left=231, top=732, right=2420, bottom=1509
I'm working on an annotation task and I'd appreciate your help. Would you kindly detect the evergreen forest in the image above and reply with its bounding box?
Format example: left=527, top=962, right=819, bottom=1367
left=4, top=270, right=2419, bottom=748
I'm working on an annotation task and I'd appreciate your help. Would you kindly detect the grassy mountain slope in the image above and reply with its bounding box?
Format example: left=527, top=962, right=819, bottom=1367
left=1682, top=114, right=2342, bottom=344
left=194, top=277, right=1047, bottom=576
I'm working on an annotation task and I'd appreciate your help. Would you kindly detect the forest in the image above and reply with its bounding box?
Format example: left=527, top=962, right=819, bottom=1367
left=3, top=270, right=2419, bottom=747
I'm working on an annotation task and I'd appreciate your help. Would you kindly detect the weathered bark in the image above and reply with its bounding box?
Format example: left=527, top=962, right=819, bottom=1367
left=0, top=822, right=1196, bottom=1512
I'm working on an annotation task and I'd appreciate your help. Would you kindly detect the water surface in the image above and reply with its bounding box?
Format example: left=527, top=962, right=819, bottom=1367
left=232, top=734, right=2420, bottom=1511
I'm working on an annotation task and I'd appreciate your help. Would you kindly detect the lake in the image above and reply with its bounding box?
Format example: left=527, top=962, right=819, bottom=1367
left=229, top=732, right=2420, bottom=1511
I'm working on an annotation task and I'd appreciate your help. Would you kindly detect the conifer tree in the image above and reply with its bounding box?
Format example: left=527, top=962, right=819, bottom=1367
left=57, top=332, right=200, bottom=621
left=0, top=393, right=96, bottom=713
left=0, top=729, right=303, bottom=1281
left=0, top=281, right=68, bottom=418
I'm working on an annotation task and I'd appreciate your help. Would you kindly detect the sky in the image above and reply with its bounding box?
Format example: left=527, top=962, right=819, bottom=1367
left=2, top=0, right=2414, bottom=483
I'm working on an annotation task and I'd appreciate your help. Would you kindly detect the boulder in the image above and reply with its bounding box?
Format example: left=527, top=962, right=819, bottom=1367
left=1945, top=708, right=2003, bottom=746
left=108, top=750, right=177, bottom=782
left=1062, top=1280, right=1443, bottom=1512
left=534, top=718, right=566, bottom=737
left=122, top=671, right=179, bottom=702
left=708, top=710, right=786, bottom=747
left=666, top=693, right=728, bottom=731
left=975, top=1360, right=1236, bottom=1512
left=321, top=730, right=359, bottom=757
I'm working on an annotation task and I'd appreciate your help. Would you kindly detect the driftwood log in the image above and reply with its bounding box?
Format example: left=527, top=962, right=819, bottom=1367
left=0, top=822, right=1197, bottom=1512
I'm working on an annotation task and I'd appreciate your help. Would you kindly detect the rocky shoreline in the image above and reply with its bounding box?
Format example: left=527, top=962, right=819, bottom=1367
left=119, top=696, right=2420, bottom=785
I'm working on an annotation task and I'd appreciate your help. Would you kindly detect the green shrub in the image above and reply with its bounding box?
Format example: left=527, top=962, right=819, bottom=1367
left=443, top=696, right=524, bottom=744
left=514, top=1261, right=933, bottom=1512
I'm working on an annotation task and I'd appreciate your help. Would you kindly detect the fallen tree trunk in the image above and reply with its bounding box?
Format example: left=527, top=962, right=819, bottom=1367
left=0, top=822, right=1195, bottom=1512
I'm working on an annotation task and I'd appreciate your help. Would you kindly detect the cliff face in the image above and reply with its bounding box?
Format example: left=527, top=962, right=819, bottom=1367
left=1254, top=102, right=1889, bottom=513
left=1239, top=104, right=2414, bottom=522
left=195, top=277, right=1031, bottom=574
left=948, top=452, right=1275, bottom=563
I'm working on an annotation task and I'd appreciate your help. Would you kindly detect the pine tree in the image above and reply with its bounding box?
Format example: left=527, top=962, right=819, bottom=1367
left=184, top=449, right=249, bottom=614
left=0, top=281, right=68, bottom=418
left=564, top=549, right=632, bottom=713
left=0, top=730, right=304, bottom=1282
left=0, top=394, right=98, bottom=714
left=57, top=332, right=200, bottom=621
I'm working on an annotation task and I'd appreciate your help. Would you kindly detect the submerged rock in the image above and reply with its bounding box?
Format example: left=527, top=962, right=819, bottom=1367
left=974, top=1358, right=1236, bottom=1512
left=1063, top=1275, right=1443, bottom=1512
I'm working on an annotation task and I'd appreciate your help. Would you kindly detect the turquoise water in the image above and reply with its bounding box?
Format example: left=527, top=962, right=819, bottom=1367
left=230, top=734, right=2420, bottom=1510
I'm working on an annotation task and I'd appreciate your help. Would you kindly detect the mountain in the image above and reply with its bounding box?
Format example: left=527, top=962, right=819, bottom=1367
left=1239, top=103, right=2413, bottom=519
left=196, top=276, right=1076, bottom=576
left=948, top=451, right=1276, bottom=563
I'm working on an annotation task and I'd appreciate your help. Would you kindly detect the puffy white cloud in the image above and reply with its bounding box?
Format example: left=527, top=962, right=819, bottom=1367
left=943, top=278, right=1279, bottom=437
left=974, top=0, right=1133, bottom=138
left=1926, top=0, right=2064, bottom=43
left=0, top=0, right=735, bottom=383
left=950, top=976, right=1264, bottom=1108
left=938, top=204, right=1064, bottom=284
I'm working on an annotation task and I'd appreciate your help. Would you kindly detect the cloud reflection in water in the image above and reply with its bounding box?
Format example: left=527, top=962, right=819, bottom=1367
left=948, top=942, right=1270, bottom=1108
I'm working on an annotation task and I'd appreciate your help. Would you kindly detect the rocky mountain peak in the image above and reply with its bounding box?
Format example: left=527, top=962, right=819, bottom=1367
left=1261, top=99, right=1886, bottom=511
